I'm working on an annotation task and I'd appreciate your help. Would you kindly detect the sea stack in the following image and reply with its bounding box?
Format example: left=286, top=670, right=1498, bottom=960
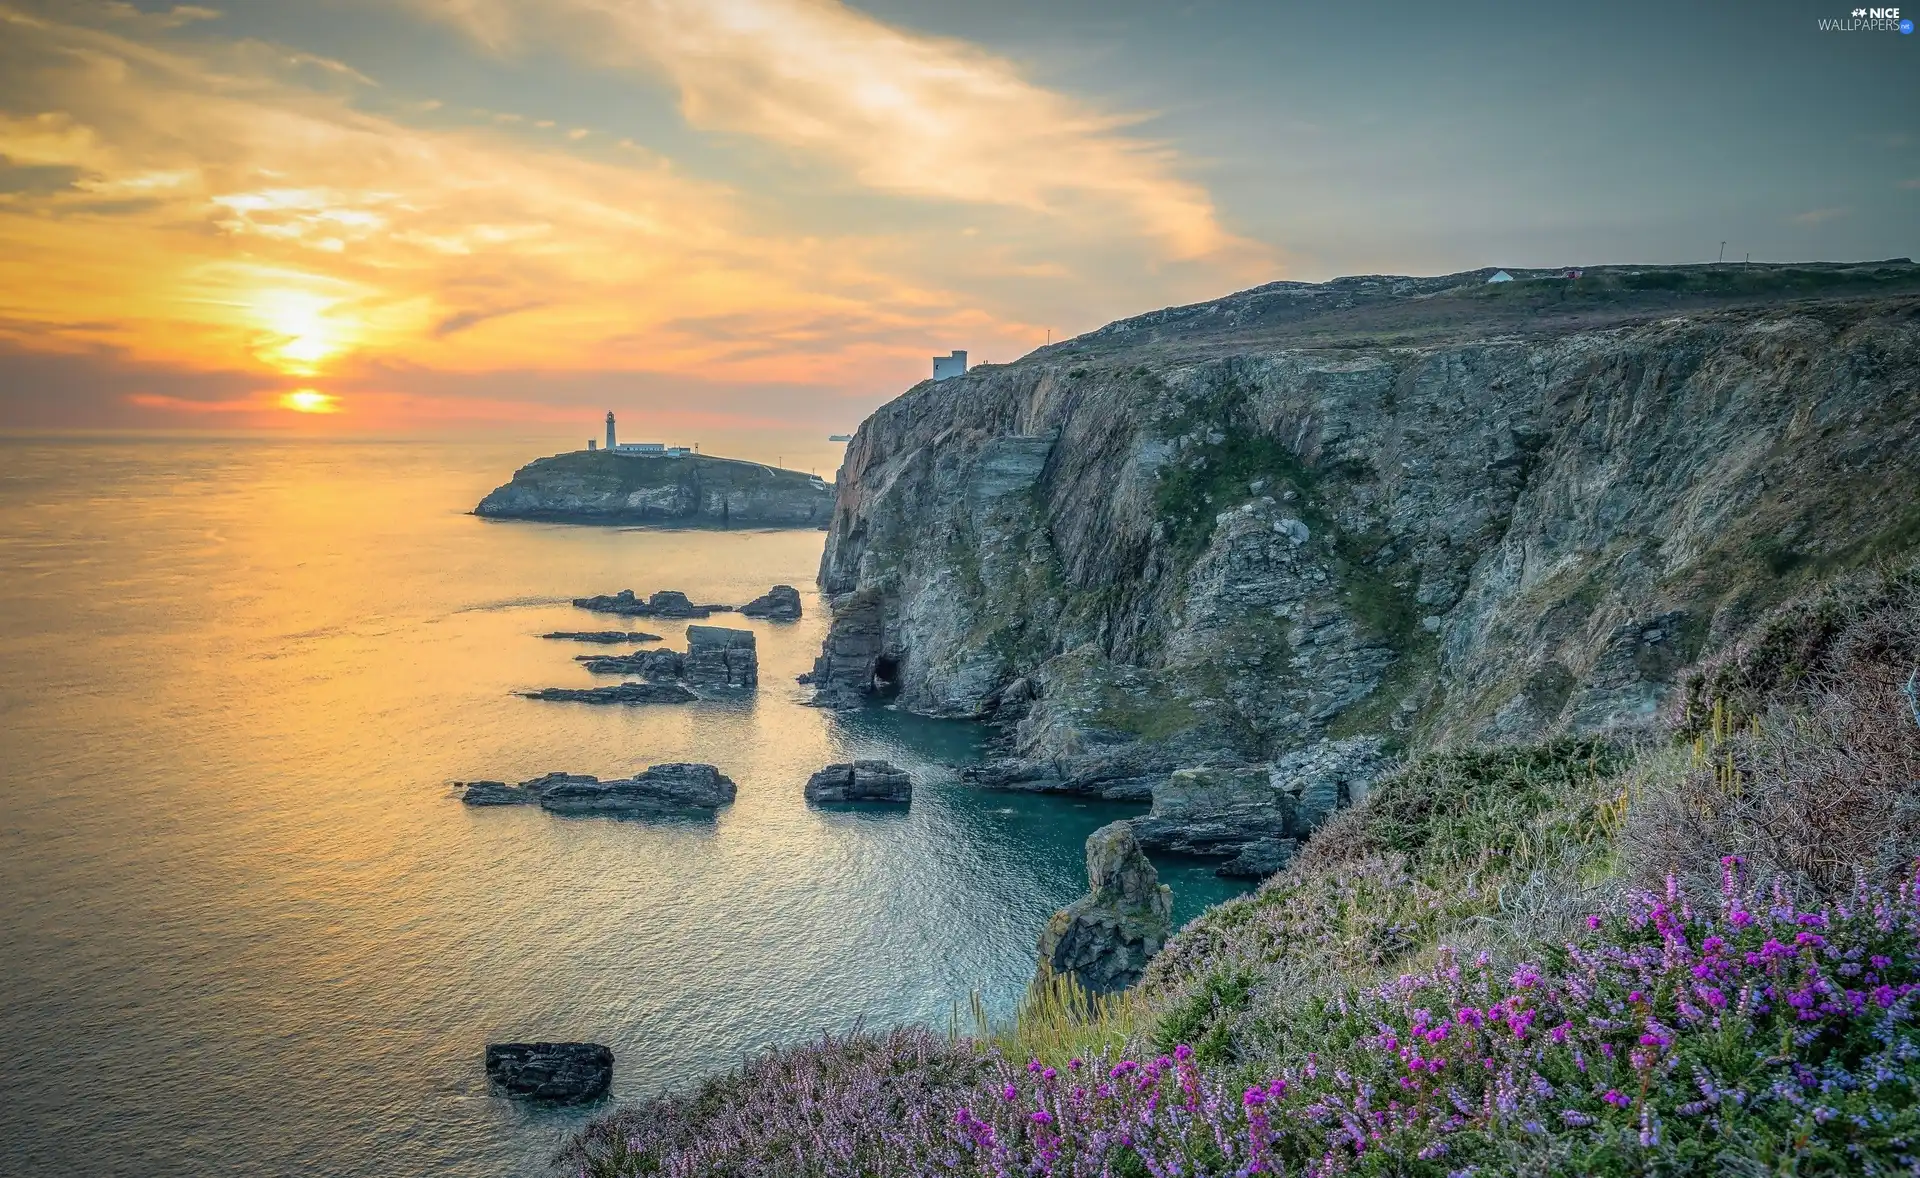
left=1035, top=821, right=1173, bottom=995
left=803, top=760, right=913, bottom=804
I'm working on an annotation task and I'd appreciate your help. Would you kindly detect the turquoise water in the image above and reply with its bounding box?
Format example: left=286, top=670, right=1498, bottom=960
left=0, top=437, right=1248, bottom=1178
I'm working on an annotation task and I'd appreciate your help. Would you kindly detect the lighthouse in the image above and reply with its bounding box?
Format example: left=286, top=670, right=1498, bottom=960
left=605, top=411, right=616, bottom=451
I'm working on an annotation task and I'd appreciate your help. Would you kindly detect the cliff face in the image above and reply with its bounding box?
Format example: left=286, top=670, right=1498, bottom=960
left=476, top=451, right=833, bottom=527
left=813, top=266, right=1920, bottom=797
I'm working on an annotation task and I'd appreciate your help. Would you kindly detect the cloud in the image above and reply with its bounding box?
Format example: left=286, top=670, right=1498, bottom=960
left=1899, top=178, right=1920, bottom=190
left=1791, top=206, right=1849, bottom=225
left=0, top=2, right=1013, bottom=390
left=411, top=0, right=1252, bottom=262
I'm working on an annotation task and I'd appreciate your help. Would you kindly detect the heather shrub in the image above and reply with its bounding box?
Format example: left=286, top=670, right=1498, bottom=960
left=951, top=862, right=1920, bottom=1177
left=561, top=1027, right=987, bottom=1177
left=1138, top=740, right=1628, bottom=1069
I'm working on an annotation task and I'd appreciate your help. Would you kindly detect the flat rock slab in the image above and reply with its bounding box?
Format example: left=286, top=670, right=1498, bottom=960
left=541, top=631, right=663, bottom=644
left=520, top=682, right=698, bottom=704
left=484, top=1042, right=612, bottom=1102
left=740, top=584, right=803, bottom=620
left=460, top=765, right=736, bottom=813
left=804, top=759, right=913, bottom=803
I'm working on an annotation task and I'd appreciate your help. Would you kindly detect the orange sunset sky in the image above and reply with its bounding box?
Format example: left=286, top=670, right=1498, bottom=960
left=1, top=0, right=1913, bottom=458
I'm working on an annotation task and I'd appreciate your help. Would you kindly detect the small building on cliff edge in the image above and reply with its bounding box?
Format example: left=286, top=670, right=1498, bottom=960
left=933, top=350, right=968, bottom=380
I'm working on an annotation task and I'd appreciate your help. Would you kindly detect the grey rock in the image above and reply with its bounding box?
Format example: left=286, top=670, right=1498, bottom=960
left=536, top=763, right=737, bottom=814
left=1035, top=821, right=1174, bottom=995
left=519, top=682, right=699, bottom=704
left=811, top=266, right=1920, bottom=794
left=576, top=649, right=684, bottom=679
left=541, top=630, right=663, bottom=644
left=804, top=760, right=913, bottom=803
left=484, top=1042, right=612, bottom=1102
left=457, top=780, right=530, bottom=806
left=683, top=626, right=757, bottom=688
left=460, top=766, right=734, bottom=814
left=1127, top=738, right=1392, bottom=876
left=740, top=585, right=803, bottom=620
left=570, top=590, right=722, bottom=619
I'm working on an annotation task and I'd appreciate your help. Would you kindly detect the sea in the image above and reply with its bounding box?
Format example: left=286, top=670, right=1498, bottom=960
left=0, top=436, right=1248, bottom=1178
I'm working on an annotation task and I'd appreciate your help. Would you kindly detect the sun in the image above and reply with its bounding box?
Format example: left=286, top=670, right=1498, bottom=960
left=279, top=389, right=340, bottom=414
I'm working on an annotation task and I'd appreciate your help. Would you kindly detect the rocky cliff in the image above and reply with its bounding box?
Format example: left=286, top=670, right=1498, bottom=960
left=811, top=263, right=1920, bottom=844
left=476, top=451, right=833, bottom=527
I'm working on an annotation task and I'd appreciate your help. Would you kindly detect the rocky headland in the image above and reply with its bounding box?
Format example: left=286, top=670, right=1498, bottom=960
left=476, top=451, right=833, bottom=527
left=808, top=261, right=1920, bottom=876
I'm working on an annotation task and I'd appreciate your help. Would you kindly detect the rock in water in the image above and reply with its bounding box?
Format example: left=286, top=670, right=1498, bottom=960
left=519, top=682, right=698, bottom=704
left=541, top=630, right=663, bottom=644
left=484, top=1042, right=612, bottom=1102
left=1127, top=738, right=1392, bottom=877
left=475, top=450, right=833, bottom=528
left=804, top=760, right=913, bottom=803
left=575, top=649, right=684, bottom=679
left=682, top=626, right=757, bottom=688
left=570, top=589, right=717, bottom=618
left=1035, top=821, right=1173, bottom=995
left=460, top=765, right=736, bottom=814
left=537, top=763, right=736, bottom=814
left=740, top=585, right=803, bottom=620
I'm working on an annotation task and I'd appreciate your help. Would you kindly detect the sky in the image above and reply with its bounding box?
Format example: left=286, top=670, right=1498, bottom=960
left=0, top=0, right=1914, bottom=459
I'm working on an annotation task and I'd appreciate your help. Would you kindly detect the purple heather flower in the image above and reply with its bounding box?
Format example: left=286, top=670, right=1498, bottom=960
left=1603, top=1089, right=1632, bottom=1108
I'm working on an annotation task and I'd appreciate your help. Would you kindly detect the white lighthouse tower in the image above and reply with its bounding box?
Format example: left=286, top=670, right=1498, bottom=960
left=605, top=411, right=616, bottom=451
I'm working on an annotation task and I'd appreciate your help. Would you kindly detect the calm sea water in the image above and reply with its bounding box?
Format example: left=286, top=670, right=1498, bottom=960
left=0, top=436, right=1246, bottom=1178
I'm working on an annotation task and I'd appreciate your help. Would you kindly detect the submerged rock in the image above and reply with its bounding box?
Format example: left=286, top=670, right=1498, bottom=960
left=740, top=585, right=803, bottom=620
left=803, top=760, right=913, bottom=803
left=520, top=682, right=698, bottom=704
left=460, top=765, right=736, bottom=813
left=683, top=626, right=757, bottom=688
left=484, top=1042, right=612, bottom=1102
left=1035, top=821, right=1174, bottom=995
left=541, top=630, right=663, bottom=644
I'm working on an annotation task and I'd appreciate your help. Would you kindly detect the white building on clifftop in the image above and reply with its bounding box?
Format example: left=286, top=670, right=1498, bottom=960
left=933, top=350, right=968, bottom=380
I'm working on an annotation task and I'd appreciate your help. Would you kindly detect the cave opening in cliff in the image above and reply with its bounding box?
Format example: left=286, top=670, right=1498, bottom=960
left=871, top=655, right=901, bottom=695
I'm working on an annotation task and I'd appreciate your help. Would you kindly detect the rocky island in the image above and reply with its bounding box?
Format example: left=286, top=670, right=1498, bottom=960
left=475, top=450, right=833, bottom=527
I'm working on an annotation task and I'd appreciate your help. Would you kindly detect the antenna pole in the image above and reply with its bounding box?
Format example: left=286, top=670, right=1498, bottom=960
left=1719, top=241, right=1726, bottom=263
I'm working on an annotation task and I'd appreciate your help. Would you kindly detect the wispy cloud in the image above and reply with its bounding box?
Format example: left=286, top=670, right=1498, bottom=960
left=0, top=2, right=1018, bottom=393
left=1791, top=206, right=1849, bottom=225
left=412, top=0, right=1253, bottom=262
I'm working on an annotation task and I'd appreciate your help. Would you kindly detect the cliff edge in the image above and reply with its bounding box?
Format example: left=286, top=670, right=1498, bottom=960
left=475, top=451, right=833, bottom=527
left=810, top=261, right=1920, bottom=826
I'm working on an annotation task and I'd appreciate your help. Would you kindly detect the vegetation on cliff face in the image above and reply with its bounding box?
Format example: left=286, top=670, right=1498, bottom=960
left=565, top=561, right=1920, bottom=1177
